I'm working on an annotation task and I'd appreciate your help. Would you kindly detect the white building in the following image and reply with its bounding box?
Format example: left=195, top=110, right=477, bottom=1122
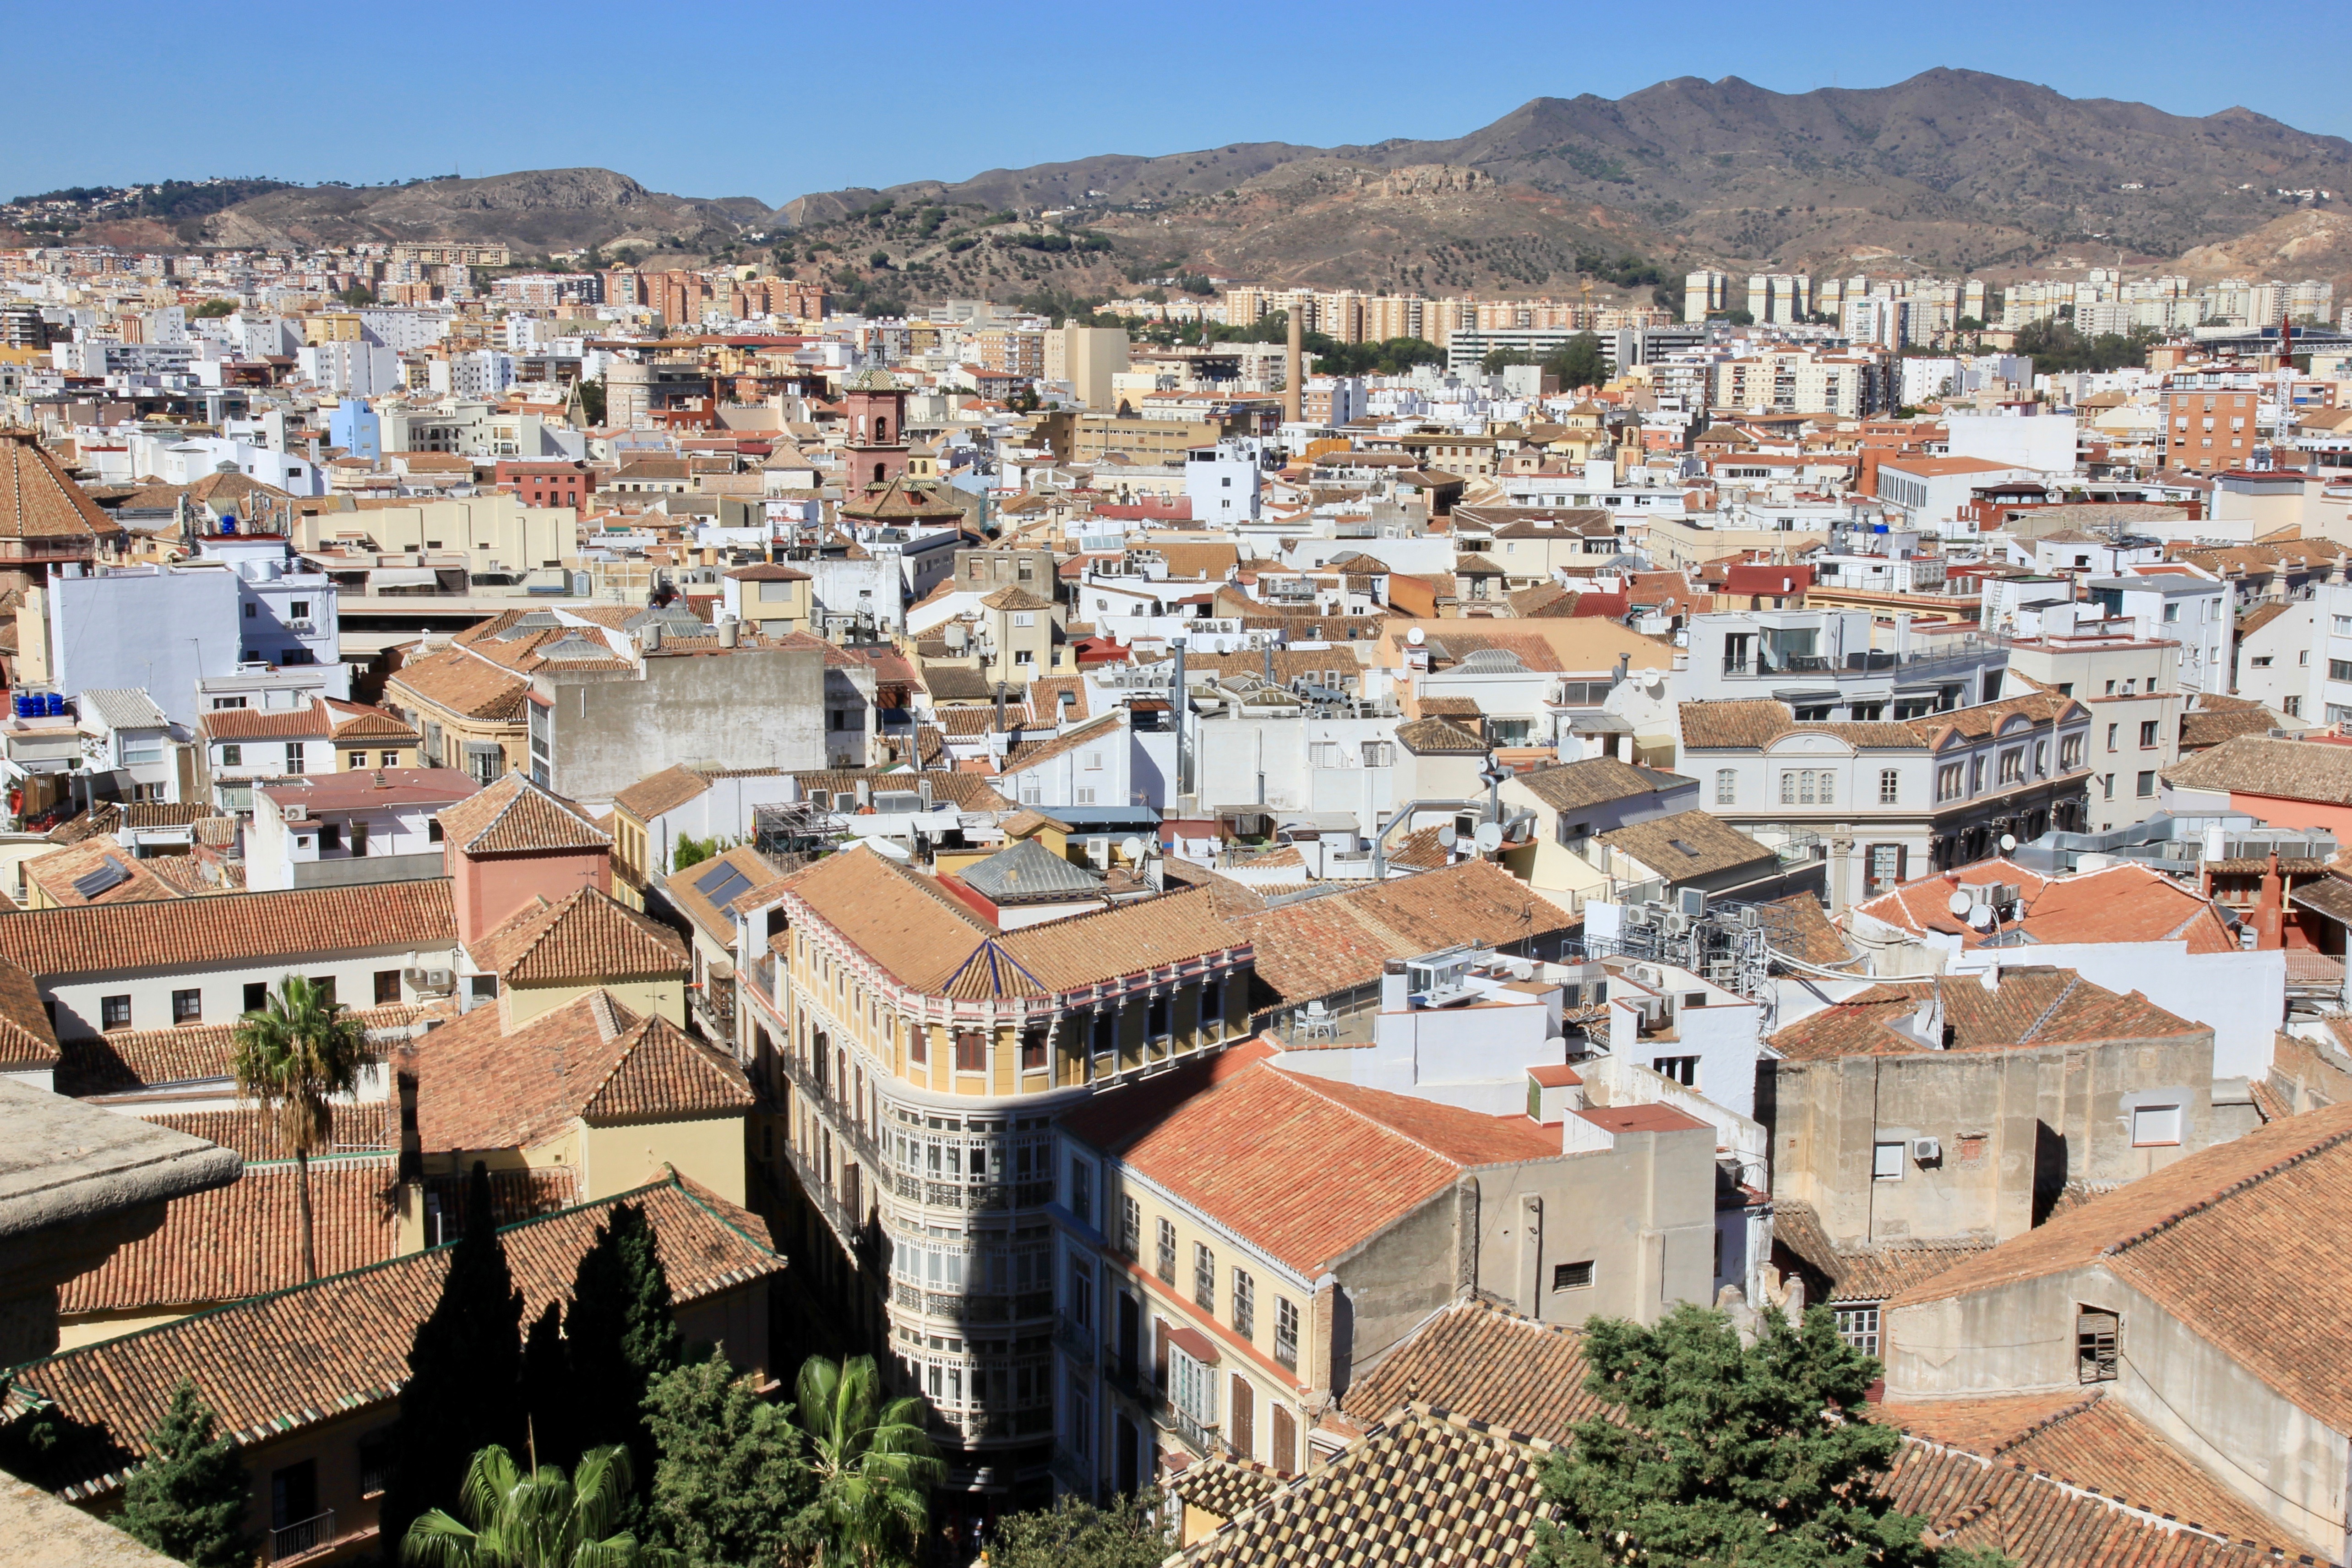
left=2081, top=570, right=2231, bottom=695
left=1185, top=441, right=1262, bottom=524
left=247, top=768, right=479, bottom=892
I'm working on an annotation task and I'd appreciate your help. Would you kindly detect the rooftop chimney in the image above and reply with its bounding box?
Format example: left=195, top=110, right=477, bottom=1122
left=1283, top=302, right=1303, bottom=426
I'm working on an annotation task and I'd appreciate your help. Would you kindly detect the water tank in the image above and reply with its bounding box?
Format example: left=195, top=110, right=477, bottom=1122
left=44, top=692, right=63, bottom=717
left=11, top=695, right=29, bottom=718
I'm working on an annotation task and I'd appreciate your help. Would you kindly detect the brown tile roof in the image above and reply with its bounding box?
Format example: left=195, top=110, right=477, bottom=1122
left=0, top=880, right=456, bottom=982
left=1062, top=1051, right=1559, bottom=1275
left=1768, top=967, right=2206, bottom=1061
left=661, top=844, right=777, bottom=945
left=999, top=712, right=1125, bottom=778
left=1677, top=699, right=1933, bottom=751
left=979, top=585, right=1056, bottom=612
left=1594, top=809, right=1776, bottom=882
left=324, top=699, right=418, bottom=743
left=1760, top=893, right=1854, bottom=968
left=1238, top=860, right=1574, bottom=1007
left=58, top=1156, right=402, bottom=1318
left=5, top=1173, right=779, bottom=1500
left=1851, top=859, right=2239, bottom=953
left=467, top=888, right=686, bottom=985
left=1169, top=1456, right=1286, bottom=1521
left=387, top=646, right=531, bottom=724
left=436, top=772, right=610, bottom=855
left=21, top=836, right=186, bottom=908
left=2164, top=735, right=2352, bottom=805
left=0, top=431, right=106, bottom=540
left=0, top=954, right=59, bottom=1070
left=1171, top=1403, right=1556, bottom=1568
left=411, top=990, right=751, bottom=1152
left=1890, top=1100, right=2352, bottom=1433
left=611, top=764, right=713, bottom=822
left=1392, top=717, right=1487, bottom=755
left=787, top=768, right=1013, bottom=812
left=197, top=700, right=336, bottom=741
left=136, top=1104, right=394, bottom=1161
left=54, top=1002, right=442, bottom=1096
left=1345, top=1299, right=1612, bottom=1443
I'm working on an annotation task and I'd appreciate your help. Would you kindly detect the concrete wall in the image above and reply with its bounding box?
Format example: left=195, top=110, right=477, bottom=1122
left=544, top=646, right=825, bottom=808
left=452, top=844, right=611, bottom=948
left=49, top=568, right=242, bottom=727
left=582, top=1115, right=746, bottom=1206
left=1466, top=1127, right=1717, bottom=1328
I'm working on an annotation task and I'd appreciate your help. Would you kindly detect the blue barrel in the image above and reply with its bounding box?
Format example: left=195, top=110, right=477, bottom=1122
left=44, top=692, right=63, bottom=717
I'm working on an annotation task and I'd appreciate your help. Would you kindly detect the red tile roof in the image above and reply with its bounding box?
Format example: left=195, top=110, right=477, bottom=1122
left=1768, top=967, right=2206, bottom=1060
left=467, top=888, right=687, bottom=985
left=1851, top=858, right=2238, bottom=952
left=1237, top=861, right=1574, bottom=1006
left=0, top=880, right=456, bottom=981
left=436, top=772, right=610, bottom=855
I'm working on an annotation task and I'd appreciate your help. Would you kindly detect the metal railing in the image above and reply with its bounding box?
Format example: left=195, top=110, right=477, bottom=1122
left=269, top=1510, right=334, bottom=1563
left=1054, top=1311, right=1095, bottom=1367
left=1171, top=1408, right=1226, bottom=1460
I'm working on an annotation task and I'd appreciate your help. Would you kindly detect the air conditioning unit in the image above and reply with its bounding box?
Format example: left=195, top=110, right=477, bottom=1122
left=1662, top=911, right=1691, bottom=936
left=403, top=967, right=455, bottom=994
left=1676, top=886, right=1708, bottom=918
left=1911, top=1136, right=1943, bottom=1164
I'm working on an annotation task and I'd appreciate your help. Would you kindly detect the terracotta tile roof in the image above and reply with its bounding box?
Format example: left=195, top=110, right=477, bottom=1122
left=611, top=764, right=713, bottom=821
left=1677, top=699, right=1933, bottom=751
left=661, top=845, right=777, bottom=946
left=999, top=712, right=1125, bottom=778
left=324, top=699, right=419, bottom=743
left=411, top=989, right=751, bottom=1152
left=136, top=1104, right=394, bottom=1161
left=1890, top=1100, right=2352, bottom=1435
left=1170, top=1456, right=1286, bottom=1520
left=0, top=431, right=106, bottom=540
left=467, top=888, right=687, bottom=985
left=58, top=1155, right=401, bottom=1318
left=1063, top=1052, right=1557, bottom=1275
left=0, top=954, right=59, bottom=1070
left=21, top=836, right=186, bottom=909
left=197, top=700, right=335, bottom=741
left=1877, top=1392, right=2297, bottom=1555
left=1512, top=758, right=1688, bottom=814
left=1238, top=861, right=1574, bottom=1007
left=2164, top=736, right=2352, bottom=805
left=0, top=880, right=456, bottom=983
left=940, top=705, right=1027, bottom=736
left=1760, top=893, right=1854, bottom=968
left=388, top=646, right=531, bottom=724
left=1171, top=1403, right=1557, bottom=1568
left=1345, top=1299, right=1612, bottom=1443
left=770, top=846, right=997, bottom=991
left=1768, top=967, right=2206, bottom=1061
left=790, top=768, right=1013, bottom=812
left=5, top=1174, right=779, bottom=1500
left=1385, top=825, right=1451, bottom=871
left=998, top=886, right=1245, bottom=992
left=1393, top=717, right=1488, bottom=755
left=55, top=1002, right=443, bottom=1096
left=436, top=772, right=610, bottom=855
left=1850, top=859, right=2238, bottom=953
left=1594, top=810, right=1776, bottom=882
left=1026, top=676, right=1091, bottom=723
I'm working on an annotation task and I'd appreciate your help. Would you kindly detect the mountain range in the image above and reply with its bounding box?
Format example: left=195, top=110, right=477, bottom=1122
left=18, top=71, right=2352, bottom=299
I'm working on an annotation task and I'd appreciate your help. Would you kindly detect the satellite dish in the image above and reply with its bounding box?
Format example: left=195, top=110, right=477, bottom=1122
left=1639, top=667, right=1661, bottom=690
left=1969, top=904, right=1995, bottom=930
left=1947, top=891, right=1973, bottom=918
left=1999, top=833, right=2017, bottom=852
left=1119, top=836, right=1148, bottom=862
left=1474, top=822, right=1505, bottom=853
left=1436, top=825, right=1459, bottom=849
left=1406, top=626, right=1426, bottom=646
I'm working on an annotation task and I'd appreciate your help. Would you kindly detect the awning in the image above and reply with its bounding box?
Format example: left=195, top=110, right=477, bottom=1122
left=1165, top=1324, right=1220, bottom=1365
left=368, top=568, right=441, bottom=588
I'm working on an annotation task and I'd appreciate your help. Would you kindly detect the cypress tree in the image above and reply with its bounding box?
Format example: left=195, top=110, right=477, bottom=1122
left=562, top=1202, right=685, bottom=1486
left=521, top=1300, right=572, bottom=1470
left=381, top=1163, right=525, bottom=1552
left=112, top=1381, right=254, bottom=1568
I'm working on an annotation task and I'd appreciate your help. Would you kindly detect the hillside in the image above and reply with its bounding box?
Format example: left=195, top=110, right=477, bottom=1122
left=785, top=69, right=2352, bottom=296
left=191, top=168, right=772, bottom=254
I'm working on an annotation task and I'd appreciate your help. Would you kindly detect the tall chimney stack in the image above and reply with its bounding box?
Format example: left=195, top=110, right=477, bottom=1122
left=1283, top=297, right=1303, bottom=426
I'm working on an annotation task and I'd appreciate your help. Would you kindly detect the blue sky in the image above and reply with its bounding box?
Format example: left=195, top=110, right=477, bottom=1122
left=8, top=1, right=2350, bottom=207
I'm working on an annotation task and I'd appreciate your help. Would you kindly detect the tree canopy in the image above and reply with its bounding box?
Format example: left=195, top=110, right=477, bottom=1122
left=231, top=973, right=366, bottom=1281
left=987, top=1491, right=1172, bottom=1568
left=641, top=1346, right=814, bottom=1568
left=2011, top=318, right=2156, bottom=374
left=1533, top=1304, right=2004, bottom=1568
left=560, top=1202, right=686, bottom=1483
left=111, top=1381, right=253, bottom=1568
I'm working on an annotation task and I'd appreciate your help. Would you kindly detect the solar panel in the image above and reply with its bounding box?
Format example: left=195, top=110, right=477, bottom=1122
left=71, top=855, right=132, bottom=900
left=694, top=862, right=753, bottom=910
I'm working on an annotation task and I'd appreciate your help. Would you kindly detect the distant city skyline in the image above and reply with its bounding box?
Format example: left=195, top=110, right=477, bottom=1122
left=6, top=0, right=2352, bottom=208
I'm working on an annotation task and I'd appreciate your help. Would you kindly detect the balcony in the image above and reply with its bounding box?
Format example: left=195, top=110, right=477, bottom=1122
left=1050, top=1446, right=1092, bottom=1495
left=1054, top=1311, right=1095, bottom=1367
left=270, top=1510, right=335, bottom=1563
left=1169, top=1407, right=1226, bottom=1461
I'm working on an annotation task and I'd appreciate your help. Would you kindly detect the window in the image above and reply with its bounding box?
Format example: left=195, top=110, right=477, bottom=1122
left=1020, top=1026, right=1048, bottom=1072
left=1069, top=1157, right=1093, bottom=1229
left=1157, top=1218, right=1177, bottom=1284
left=2331, top=659, right=2352, bottom=683
left=953, top=1029, right=985, bottom=1073
left=2077, top=1309, right=2119, bottom=1383
left=244, top=981, right=267, bottom=1013
left=1193, top=1242, right=1216, bottom=1311
left=101, top=994, right=131, bottom=1031
left=427, top=819, right=444, bottom=844
left=2252, top=655, right=2273, bottom=668
left=2060, top=735, right=2083, bottom=770
left=220, top=744, right=242, bottom=767
left=1233, top=1269, right=1256, bottom=1337
left=171, top=988, right=201, bottom=1025
left=1778, top=769, right=1833, bottom=806
left=1360, top=740, right=1394, bottom=768
left=1552, top=1260, right=1595, bottom=1291
left=1147, top=995, right=1170, bottom=1038
left=2132, top=1104, right=2182, bottom=1147
left=2162, top=600, right=2180, bottom=623
left=1865, top=843, right=1907, bottom=896
left=285, top=741, right=305, bottom=772
left=381, top=751, right=399, bottom=767
left=319, top=823, right=342, bottom=853
left=375, top=969, right=401, bottom=1006
left=1068, top=1253, right=1094, bottom=1336
left=1936, top=762, right=1964, bottom=802
left=1651, top=1055, right=1698, bottom=1086
left=2287, top=696, right=2303, bottom=717
left=1274, top=1297, right=1300, bottom=1369
left=2139, top=720, right=2158, bottom=749
left=2137, top=770, right=2156, bottom=798
left=1872, top=1141, right=1905, bottom=1180
left=1834, top=1304, right=1880, bottom=1356
left=1998, top=749, right=2024, bottom=785
left=348, top=751, right=368, bottom=769
left=1714, top=768, right=1736, bottom=806
left=1121, top=1194, right=1141, bottom=1258
left=1878, top=768, right=1899, bottom=805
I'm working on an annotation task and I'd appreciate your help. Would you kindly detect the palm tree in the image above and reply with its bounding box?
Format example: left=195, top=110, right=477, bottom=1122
left=230, top=974, right=366, bottom=1282
left=793, top=1356, right=943, bottom=1567
left=401, top=1444, right=671, bottom=1568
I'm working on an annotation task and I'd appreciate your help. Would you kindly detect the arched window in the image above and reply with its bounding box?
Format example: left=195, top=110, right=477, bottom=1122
left=874, top=416, right=889, bottom=443
left=872, top=462, right=887, bottom=485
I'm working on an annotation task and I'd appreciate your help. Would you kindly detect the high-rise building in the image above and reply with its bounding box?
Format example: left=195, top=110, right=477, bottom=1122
left=1044, top=323, right=1131, bottom=410
left=1683, top=270, right=1730, bottom=323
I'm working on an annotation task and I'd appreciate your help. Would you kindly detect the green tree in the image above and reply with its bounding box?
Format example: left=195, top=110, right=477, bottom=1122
left=561, top=1202, right=686, bottom=1482
left=191, top=297, right=237, bottom=318
left=112, top=1382, right=254, bottom=1568
left=670, top=833, right=722, bottom=871
left=1550, top=331, right=1609, bottom=393
left=987, top=1491, right=1171, bottom=1568
left=383, top=1164, right=528, bottom=1554
left=1532, top=1304, right=2002, bottom=1568
left=574, top=378, right=606, bottom=425
left=793, top=1356, right=942, bottom=1567
left=641, top=1347, right=813, bottom=1568
left=403, top=1443, right=670, bottom=1568
left=339, top=283, right=377, bottom=307
left=231, top=974, right=366, bottom=1281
